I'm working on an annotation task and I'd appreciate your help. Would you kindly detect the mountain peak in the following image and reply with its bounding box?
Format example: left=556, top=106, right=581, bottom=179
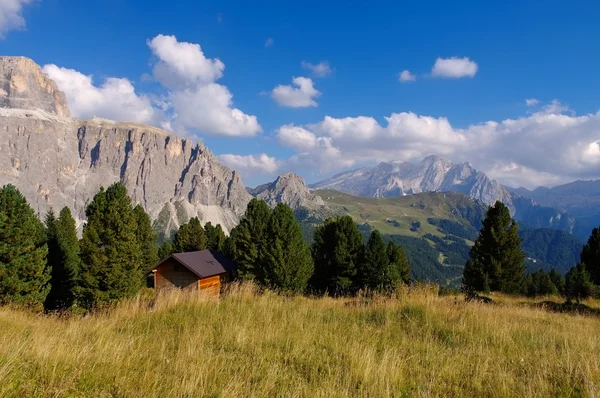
left=0, top=56, right=70, bottom=118
left=251, top=172, right=325, bottom=211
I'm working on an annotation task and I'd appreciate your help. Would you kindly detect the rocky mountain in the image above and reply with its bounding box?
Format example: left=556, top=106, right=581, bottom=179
left=310, top=155, right=514, bottom=208
left=0, top=56, right=252, bottom=237
left=249, top=172, right=326, bottom=213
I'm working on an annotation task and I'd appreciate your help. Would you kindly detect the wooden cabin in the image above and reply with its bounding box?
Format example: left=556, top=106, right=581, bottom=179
left=152, top=249, right=236, bottom=294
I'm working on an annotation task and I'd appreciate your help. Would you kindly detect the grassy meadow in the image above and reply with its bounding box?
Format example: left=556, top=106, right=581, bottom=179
left=0, top=284, right=599, bottom=397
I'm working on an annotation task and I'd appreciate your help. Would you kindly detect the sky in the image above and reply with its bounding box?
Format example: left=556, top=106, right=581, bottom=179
left=2, top=0, right=600, bottom=189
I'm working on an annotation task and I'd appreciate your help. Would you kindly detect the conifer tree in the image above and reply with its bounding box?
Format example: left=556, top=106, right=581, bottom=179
left=204, top=221, right=226, bottom=252
left=172, top=217, right=206, bottom=253
left=356, top=230, right=388, bottom=292
left=0, top=185, right=50, bottom=307
left=580, top=227, right=600, bottom=285
left=526, top=269, right=558, bottom=297
left=45, top=207, right=81, bottom=310
left=565, top=263, right=593, bottom=303
left=311, top=216, right=363, bottom=295
left=261, top=203, right=313, bottom=293
left=549, top=268, right=565, bottom=295
left=78, top=182, right=144, bottom=309
left=158, top=241, right=173, bottom=260
left=386, top=241, right=411, bottom=287
left=462, top=201, right=525, bottom=294
left=133, top=205, right=159, bottom=269
left=227, top=199, right=271, bottom=280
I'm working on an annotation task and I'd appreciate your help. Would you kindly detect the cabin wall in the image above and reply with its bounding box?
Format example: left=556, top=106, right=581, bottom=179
left=154, top=258, right=199, bottom=291
left=198, top=274, right=224, bottom=295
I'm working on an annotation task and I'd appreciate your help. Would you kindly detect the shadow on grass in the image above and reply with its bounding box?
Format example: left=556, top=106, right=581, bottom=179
left=533, top=301, right=600, bottom=317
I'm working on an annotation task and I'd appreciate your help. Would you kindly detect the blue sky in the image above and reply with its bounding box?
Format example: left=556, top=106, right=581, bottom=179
left=2, top=0, right=600, bottom=188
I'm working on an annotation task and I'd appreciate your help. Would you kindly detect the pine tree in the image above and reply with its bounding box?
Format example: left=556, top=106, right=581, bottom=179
left=172, top=217, right=206, bottom=253
left=580, top=227, right=600, bottom=285
left=462, top=201, right=525, bottom=294
left=158, top=241, right=173, bottom=260
left=386, top=241, right=411, bottom=288
left=78, top=182, right=144, bottom=309
left=204, top=222, right=226, bottom=252
left=311, top=216, right=363, bottom=295
left=45, top=207, right=81, bottom=311
left=227, top=199, right=271, bottom=280
left=526, top=269, right=558, bottom=297
left=549, top=269, right=565, bottom=295
left=261, top=203, right=313, bottom=293
left=565, top=263, right=593, bottom=303
left=0, top=185, right=50, bottom=307
left=357, top=230, right=389, bottom=292
left=133, top=205, right=159, bottom=270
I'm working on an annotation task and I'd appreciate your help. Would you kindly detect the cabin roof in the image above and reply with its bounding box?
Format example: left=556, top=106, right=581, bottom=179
left=154, top=249, right=236, bottom=279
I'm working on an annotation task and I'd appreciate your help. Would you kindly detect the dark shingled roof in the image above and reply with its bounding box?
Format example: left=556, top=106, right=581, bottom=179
left=155, top=249, right=237, bottom=279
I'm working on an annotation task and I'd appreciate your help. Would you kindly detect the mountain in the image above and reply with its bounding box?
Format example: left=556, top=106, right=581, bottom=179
left=249, top=172, right=325, bottom=211
left=0, top=56, right=252, bottom=237
left=310, top=155, right=514, bottom=208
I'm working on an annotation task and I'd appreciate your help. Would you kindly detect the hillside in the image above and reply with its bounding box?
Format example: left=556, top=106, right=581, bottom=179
left=0, top=287, right=598, bottom=397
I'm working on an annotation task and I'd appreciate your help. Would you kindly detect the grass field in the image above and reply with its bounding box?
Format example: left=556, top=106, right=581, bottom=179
left=0, top=285, right=599, bottom=397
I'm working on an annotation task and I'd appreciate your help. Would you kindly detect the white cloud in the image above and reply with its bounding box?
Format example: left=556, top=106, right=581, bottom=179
left=398, top=70, right=416, bottom=82
left=301, top=61, right=332, bottom=77
left=265, top=37, right=274, bottom=47
left=273, top=101, right=600, bottom=188
left=0, top=0, right=34, bottom=38
left=219, top=153, right=280, bottom=176
left=271, top=77, right=320, bottom=108
left=525, top=98, right=539, bottom=106
left=42, top=64, right=159, bottom=124
left=431, top=57, right=478, bottom=78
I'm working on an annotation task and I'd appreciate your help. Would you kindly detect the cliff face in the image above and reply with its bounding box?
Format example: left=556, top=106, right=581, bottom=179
left=250, top=172, right=325, bottom=211
left=0, top=56, right=252, bottom=235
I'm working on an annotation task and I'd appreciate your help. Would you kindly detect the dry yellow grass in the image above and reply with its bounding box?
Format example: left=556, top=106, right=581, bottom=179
left=0, top=284, right=599, bottom=397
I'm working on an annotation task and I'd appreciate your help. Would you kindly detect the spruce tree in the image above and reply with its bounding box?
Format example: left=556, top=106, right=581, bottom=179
left=549, top=269, right=566, bottom=295
left=0, top=185, right=50, bottom=307
left=133, top=205, right=159, bottom=269
left=580, top=227, right=600, bottom=285
left=311, top=216, right=363, bottom=295
left=78, top=182, right=144, bottom=309
left=261, top=203, right=314, bottom=293
left=565, top=263, right=593, bottom=303
left=45, top=207, right=81, bottom=311
left=462, top=201, right=525, bottom=294
left=227, top=199, right=271, bottom=280
left=204, top=222, right=226, bottom=252
left=172, top=217, right=206, bottom=253
left=386, top=241, right=411, bottom=287
left=158, top=241, right=173, bottom=260
left=526, top=270, right=558, bottom=297
left=357, top=230, right=389, bottom=292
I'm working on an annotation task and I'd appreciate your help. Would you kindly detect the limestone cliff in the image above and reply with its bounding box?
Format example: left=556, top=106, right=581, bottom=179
left=0, top=56, right=252, bottom=236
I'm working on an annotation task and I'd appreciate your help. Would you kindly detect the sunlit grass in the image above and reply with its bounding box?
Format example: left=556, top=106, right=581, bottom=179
left=0, top=284, right=598, bottom=397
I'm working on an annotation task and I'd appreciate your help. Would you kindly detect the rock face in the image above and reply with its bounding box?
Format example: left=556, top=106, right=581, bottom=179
left=0, top=56, right=252, bottom=236
left=310, top=155, right=514, bottom=208
left=250, top=172, right=325, bottom=211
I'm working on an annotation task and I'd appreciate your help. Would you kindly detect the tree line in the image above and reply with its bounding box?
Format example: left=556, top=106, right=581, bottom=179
left=462, top=201, right=600, bottom=303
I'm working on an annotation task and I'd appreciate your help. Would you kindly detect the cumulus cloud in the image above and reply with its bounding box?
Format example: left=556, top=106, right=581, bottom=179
left=0, top=0, right=34, bottom=38
left=398, top=70, right=416, bottom=82
left=525, top=98, right=540, bottom=106
left=301, top=61, right=332, bottom=77
left=271, top=77, right=320, bottom=108
left=273, top=101, right=600, bottom=188
left=42, top=64, right=159, bottom=124
left=219, top=153, right=281, bottom=177
left=265, top=37, right=274, bottom=47
left=431, top=57, right=478, bottom=78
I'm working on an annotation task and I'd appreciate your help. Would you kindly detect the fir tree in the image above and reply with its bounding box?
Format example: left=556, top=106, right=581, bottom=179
left=227, top=199, right=271, bottom=280
left=526, top=269, right=558, bottom=297
left=462, top=201, right=525, bottom=294
left=133, top=205, right=159, bottom=270
left=580, top=227, right=600, bottom=285
left=386, top=241, right=411, bottom=287
left=158, top=241, right=173, bottom=260
left=549, top=269, right=565, bottom=295
left=45, top=207, right=81, bottom=311
left=0, top=185, right=50, bottom=307
left=78, top=182, right=144, bottom=309
left=172, top=217, right=206, bottom=253
left=311, top=216, right=363, bottom=295
left=565, top=263, right=593, bottom=303
left=204, top=222, right=226, bottom=252
left=261, top=203, right=314, bottom=293
left=357, top=230, right=388, bottom=292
